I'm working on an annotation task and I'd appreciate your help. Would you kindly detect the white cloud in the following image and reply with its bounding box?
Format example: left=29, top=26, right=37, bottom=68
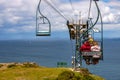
left=6, top=28, right=17, bottom=33
left=0, top=0, right=120, bottom=34
left=5, top=25, right=35, bottom=33
left=103, top=13, right=115, bottom=23
left=0, top=0, right=38, bottom=33
left=8, top=15, right=22, bottom=24
left=55, top=0, right=120, bottom=25
left=109, top=1, right=120, bottom=8
left=0, top=0, right=37, bottom=18
left=96, top=23, right=120, bottom=31
left=99, top=0, right=120, bottom=24
left=20, top=26, right=35, bottom=32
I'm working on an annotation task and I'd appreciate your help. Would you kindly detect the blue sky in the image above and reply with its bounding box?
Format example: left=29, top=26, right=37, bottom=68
left=104, top=0, right=109, bottom=2
left=0, top=0, right=120, bottom=40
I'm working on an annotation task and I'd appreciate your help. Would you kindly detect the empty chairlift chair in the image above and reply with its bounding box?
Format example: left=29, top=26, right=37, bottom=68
left=36, top=17, right=51, bottom=36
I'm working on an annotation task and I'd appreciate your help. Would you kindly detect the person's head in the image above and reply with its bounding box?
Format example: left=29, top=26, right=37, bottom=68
left=88, top=37, right=94, bottom=45
left=88, top=37, right=93, bottom=42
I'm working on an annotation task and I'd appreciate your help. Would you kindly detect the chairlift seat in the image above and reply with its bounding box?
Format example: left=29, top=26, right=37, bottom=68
left=82, top=51, right=102, bottom=58
left=36, top=31, right=50, bottom=36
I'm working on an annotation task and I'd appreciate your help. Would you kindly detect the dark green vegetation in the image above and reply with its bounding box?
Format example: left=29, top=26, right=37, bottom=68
left=0, top=62, right=104, bottom=80
left=57, top=70, right=94, bottom=80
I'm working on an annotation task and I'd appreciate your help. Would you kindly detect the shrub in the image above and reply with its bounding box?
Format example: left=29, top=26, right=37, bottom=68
left=23, top=62, right=39, bottom=68
left=56, top=71, right=80, bottom=80
left=80, top=68, right=90, bottom=75
left=0, top=64, right=3, bottom=68
left=82, top=75, right=95, bottom=80
left=7, top=64, right=17, bottom=68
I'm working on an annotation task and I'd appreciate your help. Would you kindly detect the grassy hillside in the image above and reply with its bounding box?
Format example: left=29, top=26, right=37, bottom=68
left=0, top=62, right=104, bottom=80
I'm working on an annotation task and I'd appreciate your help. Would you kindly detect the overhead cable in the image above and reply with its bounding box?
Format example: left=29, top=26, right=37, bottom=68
left=69, top=0, right=75, bottom=11
left=44, top=0, right=68, bottom=20
left=50, top=0, right=72, bottom=20
left=88, top=0, right=92, bottom=19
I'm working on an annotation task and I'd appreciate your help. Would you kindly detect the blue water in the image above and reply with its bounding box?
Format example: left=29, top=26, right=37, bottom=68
left=0, top=39, right=120, bottom=80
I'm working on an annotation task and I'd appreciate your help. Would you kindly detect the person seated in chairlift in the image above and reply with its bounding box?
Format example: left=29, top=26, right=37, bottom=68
left=80, top=41, right=91, bottom=52
left=80, top=41, right=91, bottom=65
left=80, top=38, right=93, bottom=65
left=80, top=36, right=94, bottom=51
left=81, top=38, right=101, bottom=65
left=91, top=41, right=101, bottom=65
left=91, top=41, right=101, bottom=52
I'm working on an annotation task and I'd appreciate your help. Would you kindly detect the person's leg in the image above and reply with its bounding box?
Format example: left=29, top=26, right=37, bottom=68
left=92, top=58, right=99, bottom=65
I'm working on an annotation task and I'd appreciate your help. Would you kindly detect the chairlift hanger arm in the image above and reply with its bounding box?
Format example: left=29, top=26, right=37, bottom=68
left=36, top=0, right=51, bottom=24
left=80, top=0, right=100, bottom=38
left=37, top=0, right=45, bottom=18
left=36, top=0, right=51, bottom=36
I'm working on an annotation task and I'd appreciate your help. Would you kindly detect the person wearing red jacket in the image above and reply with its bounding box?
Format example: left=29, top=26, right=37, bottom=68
left=80, top=41, right=91, bottom=52
left=80, top=41, right=91, bottom=65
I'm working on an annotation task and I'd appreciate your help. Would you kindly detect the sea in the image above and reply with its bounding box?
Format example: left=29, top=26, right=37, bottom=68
left=0, top=39, right=120, bottom=80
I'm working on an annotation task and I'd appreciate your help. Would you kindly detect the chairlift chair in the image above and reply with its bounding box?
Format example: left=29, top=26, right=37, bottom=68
left=36, top=17, right=51, bottom=36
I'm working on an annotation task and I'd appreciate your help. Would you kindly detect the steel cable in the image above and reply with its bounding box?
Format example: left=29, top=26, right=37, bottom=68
left=44, top=0, right=68, bottom=20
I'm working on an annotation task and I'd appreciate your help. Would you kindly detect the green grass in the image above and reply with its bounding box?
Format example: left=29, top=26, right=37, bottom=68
left=0, top=67, right=68, bottom=80
left=0, top=63, right=104, bottom=80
